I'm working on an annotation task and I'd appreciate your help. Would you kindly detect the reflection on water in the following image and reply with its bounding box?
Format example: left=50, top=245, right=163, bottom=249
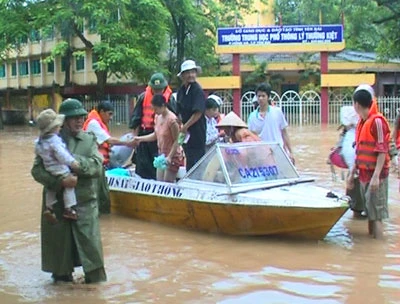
left=0, top=125, right=399, bottom=303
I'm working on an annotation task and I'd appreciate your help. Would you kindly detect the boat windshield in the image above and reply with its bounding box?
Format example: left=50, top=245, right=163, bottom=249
left=183, top=142, right=299, bottom=186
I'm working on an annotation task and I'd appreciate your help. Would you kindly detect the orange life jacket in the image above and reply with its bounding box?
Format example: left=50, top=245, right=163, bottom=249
left=395, top=110, right=400, bottom=149
left=355, top=112, right=390, bottom=171
left=396, top=129, right=400, bottom=149
left=141, top=86, right=173, bottom=130
left=369, top=97, right=378, bottom=115
left=83, top=109, right=111, bottom=165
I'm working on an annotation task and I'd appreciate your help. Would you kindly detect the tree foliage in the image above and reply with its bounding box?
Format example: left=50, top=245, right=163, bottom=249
left=1, top=0, right=399, bottom=96
left=273, top=0, right=394, bottom=54
left=161, top=0, right=263, bottom=83
left=374, top=0, right=400, bottom=60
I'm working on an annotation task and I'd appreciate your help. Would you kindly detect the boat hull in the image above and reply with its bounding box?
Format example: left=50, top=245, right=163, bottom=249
left=109, top=190, right=348, bottom=240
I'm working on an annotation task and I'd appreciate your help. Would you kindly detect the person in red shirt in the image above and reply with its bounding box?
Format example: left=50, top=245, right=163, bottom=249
left=347, top=86, right=390, bottom=239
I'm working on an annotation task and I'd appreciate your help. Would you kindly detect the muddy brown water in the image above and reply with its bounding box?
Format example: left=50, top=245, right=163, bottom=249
left=0, top=125, right=399, bottom=304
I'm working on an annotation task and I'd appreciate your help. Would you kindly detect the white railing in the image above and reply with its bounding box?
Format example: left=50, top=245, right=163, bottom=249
left=84, top=92, right=400, bottom=126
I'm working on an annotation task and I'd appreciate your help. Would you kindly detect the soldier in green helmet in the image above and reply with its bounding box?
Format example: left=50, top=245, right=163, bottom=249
left=31, top=98, right=107, bottom=283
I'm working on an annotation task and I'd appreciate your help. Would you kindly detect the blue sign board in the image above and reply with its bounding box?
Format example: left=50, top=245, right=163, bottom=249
left=217, top=24, right=343, bottom=46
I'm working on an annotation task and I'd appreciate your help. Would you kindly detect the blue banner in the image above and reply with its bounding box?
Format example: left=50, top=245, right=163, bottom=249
left=217, top=24, right=343, bottom=46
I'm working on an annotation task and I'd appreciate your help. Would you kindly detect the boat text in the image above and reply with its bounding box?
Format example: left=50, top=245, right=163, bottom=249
left=238, top=165, right=279, bottom=179
left=108, top=176, right=183, bottom=198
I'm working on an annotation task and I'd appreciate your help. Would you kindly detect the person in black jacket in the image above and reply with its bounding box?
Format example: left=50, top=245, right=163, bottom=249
left=129, top=73, right=176, bottom=179
left=176, top=60, right=206, bottom=171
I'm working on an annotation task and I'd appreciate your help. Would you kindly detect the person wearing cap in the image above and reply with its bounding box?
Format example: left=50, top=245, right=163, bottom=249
left=83, top=100, right=134, bottom=214
left=34, top=108, right=80, bottom=223
left=217, top=111, right=261, bottom=143
left=176, top=59, right=206, bottom=170
left=129, top=72, right=175, bottom=179
left=346, top=85, right=391, bottom=239
left=248, top=83, right=294, bottom=163
left=31, top=98, right=107, bottom=283
left=205, top=94, right=222, bottom=152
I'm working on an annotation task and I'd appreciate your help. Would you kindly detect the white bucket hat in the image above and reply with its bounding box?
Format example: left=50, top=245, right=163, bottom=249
left=354, top=84, right=375, bottom=99
left=207, top=94, right=223, bottom=107
left=177, top=60, right=201, bottom=77
left=37, top=109, right=65, bottom=136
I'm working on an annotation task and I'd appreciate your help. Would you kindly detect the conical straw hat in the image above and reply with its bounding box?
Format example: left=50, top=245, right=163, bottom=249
left=217, top=111, right=247, bottom=128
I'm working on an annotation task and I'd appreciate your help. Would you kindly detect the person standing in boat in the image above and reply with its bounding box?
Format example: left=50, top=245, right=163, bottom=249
left=176, top=59, right=206, bottom=170
left=83, top=100, right=134, bottom=214
left=347, top=86, right=391, bottom=239
left=134, top=94, right=183, bottom=182
left=247, top=83, right=294, bottom=164
left=31, top=98, right=107, bottom=284
left=205, top=94, right=223, bottom=152
left=129, top=73, right=175, bottom=180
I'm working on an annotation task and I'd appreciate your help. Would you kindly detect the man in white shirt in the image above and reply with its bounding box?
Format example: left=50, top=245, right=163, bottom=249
left=83, top=101, right=134, bottom=166
left=83, top=101, right=134, bottom=213
left=247, top=83, right=294, bottom=164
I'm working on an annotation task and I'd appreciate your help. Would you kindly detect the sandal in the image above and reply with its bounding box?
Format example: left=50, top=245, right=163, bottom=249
left=63, top=208, right=78, bottom=221
left=43, top=208, right=58, bottom=225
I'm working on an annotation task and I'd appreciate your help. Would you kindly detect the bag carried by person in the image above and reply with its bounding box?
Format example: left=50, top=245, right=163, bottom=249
left=328, top=146, right=348, bottom=169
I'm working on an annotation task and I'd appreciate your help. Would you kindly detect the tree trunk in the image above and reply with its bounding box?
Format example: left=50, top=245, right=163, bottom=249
left=176, top=17, right=186, bottom=68
left=0, top=101, right=3, bottom=129
left=95, top=70, right=108, bottom=99
left=64, top=47, right=73, bottom=86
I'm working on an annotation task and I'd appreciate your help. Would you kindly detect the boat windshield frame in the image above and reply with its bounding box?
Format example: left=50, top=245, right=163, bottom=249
left=178, top=142, right=300, bottom=193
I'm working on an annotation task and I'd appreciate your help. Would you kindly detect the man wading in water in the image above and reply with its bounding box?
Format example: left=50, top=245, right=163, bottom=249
left=31, top=98, right=107, bottom=283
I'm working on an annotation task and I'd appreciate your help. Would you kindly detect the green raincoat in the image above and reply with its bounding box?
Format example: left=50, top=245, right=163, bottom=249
left=31, top=130, right=107, bottom=282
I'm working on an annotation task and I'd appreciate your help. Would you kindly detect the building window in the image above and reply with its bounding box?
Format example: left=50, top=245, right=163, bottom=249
left=75, top=21, right=84, bottom=35
left=42, top=27, right=54, bottom=40
left=88, top=18, right=97, bottom=33
left=11, top=63, right=17, bottom=76
left=0, top=64, right=5, bottom=78
left=47, top=60, right=54, bottom=73
left=92, top=54, right=98, bottom=70
left=61, top=56, right=67, bottom=72
left=30, top=30, right=41, bottom=43
left=17, top=35, right=28, bottom=44
left=30, top=59, right=41, bottom=75
left=19, top=61, right=28, bottom=76
left=76, top=56, right=85, bottom=71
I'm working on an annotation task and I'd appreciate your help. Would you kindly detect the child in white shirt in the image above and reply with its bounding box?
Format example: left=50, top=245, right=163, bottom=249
left=35, top=109, right=79, bottom=224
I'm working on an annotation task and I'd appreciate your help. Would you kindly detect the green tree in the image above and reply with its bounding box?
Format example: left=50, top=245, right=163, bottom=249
left=161, top=0, right=266, bottom=82
left=0, top=0, right=33, bottom=56
left=374, top=0, right=400, bottom=60
left=273, top=0, right=384, bottom=52
left=1, top=0, right=169, bottom=98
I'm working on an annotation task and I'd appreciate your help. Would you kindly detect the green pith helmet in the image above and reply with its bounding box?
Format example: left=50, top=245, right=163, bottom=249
left=58, top=98, right=88, bottom=117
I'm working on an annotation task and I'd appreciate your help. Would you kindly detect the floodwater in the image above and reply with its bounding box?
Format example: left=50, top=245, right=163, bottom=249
left=0, top=125, right=399, bottom=304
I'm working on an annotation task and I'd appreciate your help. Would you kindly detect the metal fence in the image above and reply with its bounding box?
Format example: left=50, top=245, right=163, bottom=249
left=82, top=96, right=132, bottom=126
left=87, top=92, right=400, bottom=127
